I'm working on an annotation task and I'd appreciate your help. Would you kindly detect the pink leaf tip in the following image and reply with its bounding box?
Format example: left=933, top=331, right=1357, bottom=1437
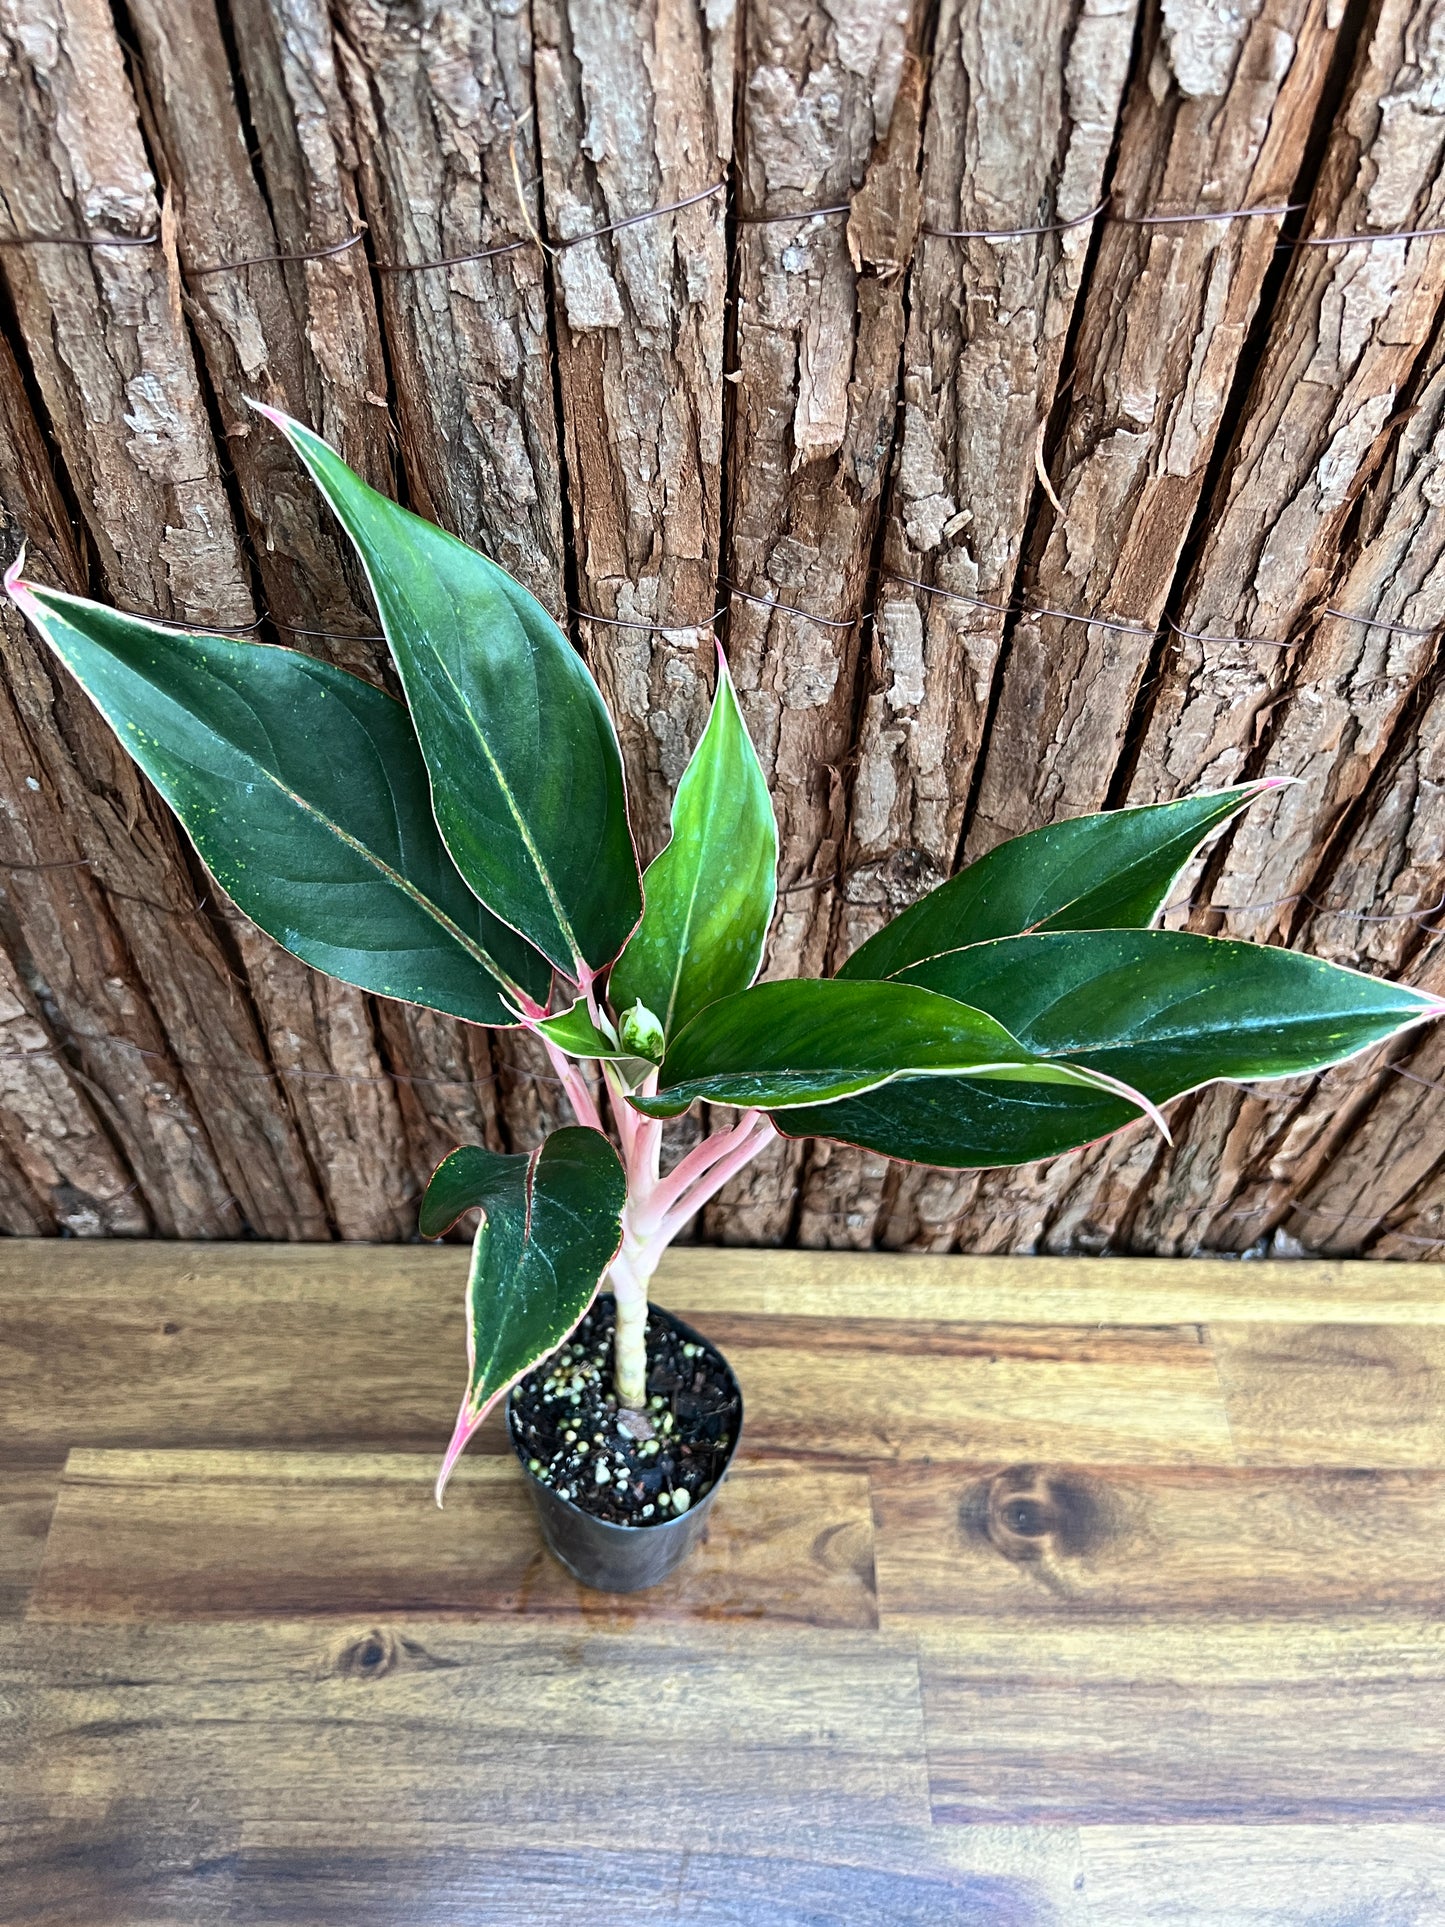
left=245, top=397, right=293, bottom=433
left=3, top=546, right=44, bottom=623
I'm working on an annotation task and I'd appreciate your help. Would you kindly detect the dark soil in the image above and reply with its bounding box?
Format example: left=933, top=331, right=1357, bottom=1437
left=508, top=1296, right=740, bottom=1527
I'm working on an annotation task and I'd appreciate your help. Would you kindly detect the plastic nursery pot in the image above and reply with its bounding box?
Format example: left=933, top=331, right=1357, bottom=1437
left=506, top=1299, right=743, bottom=1593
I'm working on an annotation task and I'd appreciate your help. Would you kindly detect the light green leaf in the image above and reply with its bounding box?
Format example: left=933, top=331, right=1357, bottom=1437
left=630, top=978, right=1137, bottom=1119
left=535, top=1001, right=633, bottom=1060
left=7, top=575, right=550, bottom=1024
left=896, top=929, right=1444, bottom=1101
left=609, top=648, right=776, bottom=1039
left=618, top=1003, right=665, bottom=1060
left=427, top=1128, right=627, bottom=1500
left=255, top=404, right=641, bottom=979
left=841, top=784, right=1280, bottom=980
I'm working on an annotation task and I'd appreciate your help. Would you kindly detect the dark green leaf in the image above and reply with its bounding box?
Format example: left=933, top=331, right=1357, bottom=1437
left=430, top=1127, right=627, bottom=1499
left=9, top=576, right=550, bottom=1024
left=256, top=405, right=641, bottom=979
left=779, top=1076, right=1141, bottom=1168
left=609, top=648, right=777, bottom=1039
left=630, top=978, right=1128, bottom=1118
left=841, top=784, right=1279, bottom=980
left=896, top=929, right=1444, bottom=1100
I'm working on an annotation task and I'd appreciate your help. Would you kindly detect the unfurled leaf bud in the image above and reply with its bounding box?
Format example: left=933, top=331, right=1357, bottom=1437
left=619, top=1001, right=666, bottom=1061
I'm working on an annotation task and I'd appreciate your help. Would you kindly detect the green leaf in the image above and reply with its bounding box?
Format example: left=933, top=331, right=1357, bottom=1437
left=255, top=404, right=641, bottom=979
left=535, top=1001, right=633, bottom=1060
left=630, top=978, right=1129, bottom=1118
left=7, top=575, right=550, bottom=1025
left=609, top=648, right=777, bottom=1040
left=429, top=1127, right=627, bottom=1500
left=778, top=1076, right=1142, bottom=1168
left=841, top=784, right=1279, bottom=981
left=896, top=929, right=1444, bottom=1101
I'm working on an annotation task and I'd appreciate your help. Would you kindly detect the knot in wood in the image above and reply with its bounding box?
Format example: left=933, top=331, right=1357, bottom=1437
left=965, top=1465, right=1108, bottom=1565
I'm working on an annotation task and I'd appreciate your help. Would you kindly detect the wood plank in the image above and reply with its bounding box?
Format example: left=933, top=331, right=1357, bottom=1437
left=28, top=1452, right=877, bottom=1631
left=1077, top=1825, right=1445, bottom=1926
left=0, top=1619, right=931, bottom=1842
left=710, top=1315, right=1232, bottom=1465
left=9, top=1238, right=1444, bottom=1327
left=919, top=1620, right=1445, bottom=1824
left=0, top=1247, right=1235, bottom=1463
left=872, top=1462, right=1445, bottom=1623
left=1212, top=1322, right=1445, bottom=1467
left=0, top=1456, right=62, bottom=1619
left=0, top=1819, right=1091, bottom=1926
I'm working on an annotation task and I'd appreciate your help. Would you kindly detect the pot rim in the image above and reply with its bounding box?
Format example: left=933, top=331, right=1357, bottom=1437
left=505, top=1296, right=743, bottom=1538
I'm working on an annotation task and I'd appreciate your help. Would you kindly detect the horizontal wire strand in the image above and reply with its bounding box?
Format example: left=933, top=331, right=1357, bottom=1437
left=185, top=227, right=369, bottom=277
left=376, top=179, right=726, bottom=275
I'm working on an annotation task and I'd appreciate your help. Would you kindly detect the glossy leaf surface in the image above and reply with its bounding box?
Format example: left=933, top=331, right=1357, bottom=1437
left=630, top=978, right=1117, bottom=1118
left=842, top=784, right=1277, bottom=981
left=779, top=1075, right=1141, bottom=1168
left=535, top=1002, right=633, bottom=1060
left=609, top=649, right=777, bottom=1040
left=429, top=1128, right=627, bottom=1500
left=257, top=406, right=641, bottom=978
left=10, top=578, right=550, bottom=1024
left=897, top=929, right=1443, bottom=1100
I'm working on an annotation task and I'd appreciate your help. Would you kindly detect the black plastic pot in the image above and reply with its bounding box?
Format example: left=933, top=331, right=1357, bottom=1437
left=506, top=1301, right=743, bottom=1593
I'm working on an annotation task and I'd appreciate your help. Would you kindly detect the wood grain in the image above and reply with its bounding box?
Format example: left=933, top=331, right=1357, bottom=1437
left=0, top=1244, right=1233, bottom=1463
left=1077, top=1825, right=1445, bottom=1926
left=0, top=1618, right=931, bottom=1838
left=29, top=1451, right=878, bottom=1630
left=873, top=1460, right=1445, bottom=1620
left=7, top=1243, right=1445, bottom=1913
left=920, top=1620, right=1445, bottom=1823
left=1212, top=1320, right=1445, bottom=1466
left=0, top=1456, right=62, bottom=1619
left=0, top=1819, right=1093, bottom=1927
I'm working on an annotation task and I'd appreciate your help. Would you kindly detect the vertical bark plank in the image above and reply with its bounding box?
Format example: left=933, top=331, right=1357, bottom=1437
left=531, top=0, right=732, bottom=854
left=123, top=0, right=461, bottom=1236
left=328, top=0, right=579, bottom=1172
left=708, top=0, right=924, bottom=1243
left=0, top=0, right=252, bottom=626
left=121, top=0, right=383, bottom=661
left=1057, top=5, right=1445, bottom=1262
left=0, top=0, right=328, bottom=1237
left=799, top=0, right=1137, bottom=1249
left=220, top=0, right=395, bottom=522
left=840, top=0, right=1138, bottom=954
left=212, top=0, right=517, bottom=1200
left=872, top=0, right=1347, bottom=1256
left=332, top=0, right=565, bottom=609
left=1130, top=0, right=1445, bottom=857
left=1249, top=705, right=1445, bottom=1257
left=0, top=940, right=145, bottom=1234
left=0, top=333, right=250, bottom=1235
left=726, top=0, right=922, bottom=978
left=964, top=0, right=1341, bottom=861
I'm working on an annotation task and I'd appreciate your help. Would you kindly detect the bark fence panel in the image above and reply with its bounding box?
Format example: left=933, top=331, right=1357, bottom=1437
left=1, top=0, right=1443, bottom=1256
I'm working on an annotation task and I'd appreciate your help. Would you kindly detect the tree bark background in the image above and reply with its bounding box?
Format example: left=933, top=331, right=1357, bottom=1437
left=2, top=0, right=1444, bottom=1258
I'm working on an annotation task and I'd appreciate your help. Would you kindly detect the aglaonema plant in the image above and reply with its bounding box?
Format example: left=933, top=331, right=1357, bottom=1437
left=9, top=402, right=1442, bottom=1513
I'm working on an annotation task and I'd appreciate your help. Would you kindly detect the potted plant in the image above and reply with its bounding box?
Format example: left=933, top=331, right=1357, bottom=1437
left=9, top=405, right=1441, bottom=1591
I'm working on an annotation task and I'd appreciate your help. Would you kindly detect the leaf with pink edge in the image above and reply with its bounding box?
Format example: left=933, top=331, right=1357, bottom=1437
left=428, top=1127, right=626, bottom=1501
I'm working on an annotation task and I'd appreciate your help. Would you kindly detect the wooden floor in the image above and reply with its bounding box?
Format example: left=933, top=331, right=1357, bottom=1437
left=4, top=1246, right=1445, bottom=1924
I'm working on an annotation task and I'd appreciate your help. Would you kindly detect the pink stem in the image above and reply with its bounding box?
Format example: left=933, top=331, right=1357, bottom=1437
left=631, top=1107, right=766, bottom=1235
left=654, top=1115, right=776, bottom=1244
left=534, top=1029, right=604, bottom=1134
